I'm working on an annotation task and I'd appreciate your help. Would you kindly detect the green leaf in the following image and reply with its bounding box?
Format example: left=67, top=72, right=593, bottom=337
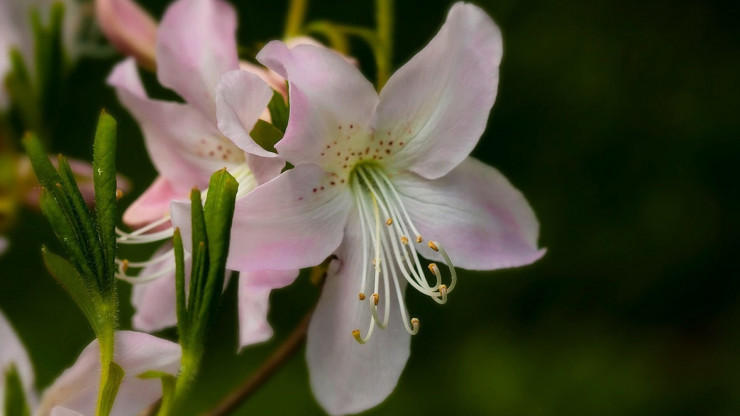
left=4, top=365, right=31, bottom=416
left=173, top=228, right=187, bottom=341
left=194, top=169, right=238, bottom=340
left=96, top=362, right=125, bottom=416
left=57, top=155, right=105, bottom=286
left=42, top=247, right=104, bottom=335
left=93, top=110, right=119, bottom=291
left=39, top=190, right=94, bottom=280
left=21, top=133, right=59, bottom=189
left=267, top=90, right=289, bottom=132
left=187, top=188, right=208, bottom=332
left=249, top=119, right=283, bottom=153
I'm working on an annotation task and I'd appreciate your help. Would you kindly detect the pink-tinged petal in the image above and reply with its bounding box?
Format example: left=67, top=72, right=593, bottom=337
left=375, top=3, right=503, bottom=180
left=396, top=157, right=545, bottom=270
left=122, top=176, right=180, bottom=229
left=108, top=58, right=242, bottom=195
left=238, top=60, right=287, bottom=97
left=0, top=236, right=8, bottom=256
left=0, top=309, right=36, bottom=412
left=36, top=331, right=181, bottom=416
left=156, top=0, right=238, bottom=119
left=95, top=0, right=158, bottom=70
left=245, top=153, right=285, bottom=186
left=130, top=244, right=181, bottom=332
left=170, top=164, right=353, bottom=272
left=216, top=70, right=276, bottom=158
left=237, top=269, right=299, bottom=348
left=307, top=217, right=410, bottom=416
left=49, top=407, right=82, bottom=416
left=257, top=41, right=378, bottom=167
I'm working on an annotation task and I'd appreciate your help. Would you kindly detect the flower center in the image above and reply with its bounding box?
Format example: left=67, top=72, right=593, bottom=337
left=349, top=163, right=456, bottom=344
left=114, top=163, right=257, bottom=284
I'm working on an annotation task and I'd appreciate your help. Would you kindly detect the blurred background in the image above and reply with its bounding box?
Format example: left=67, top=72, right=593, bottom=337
left=1, top=0, right=739, bottom=414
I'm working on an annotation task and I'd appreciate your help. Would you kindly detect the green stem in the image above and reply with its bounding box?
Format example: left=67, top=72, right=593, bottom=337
left=95, top=323, right=116, bottom=416
left=375, top=0, right=394, bottom=89
left=284, top=0, right=308, bottom=39
left=156, top=351, right=201, bottom=416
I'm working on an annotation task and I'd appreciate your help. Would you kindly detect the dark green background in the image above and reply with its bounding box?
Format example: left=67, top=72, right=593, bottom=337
left=1, top=0, right=739, bottom=414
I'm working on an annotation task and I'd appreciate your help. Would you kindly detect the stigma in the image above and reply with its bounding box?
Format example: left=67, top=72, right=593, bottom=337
left=349, top=163, right=457, bottom=344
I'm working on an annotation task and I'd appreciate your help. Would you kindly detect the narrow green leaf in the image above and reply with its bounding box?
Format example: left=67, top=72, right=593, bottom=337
left=93, top=110, right=118, bottom=291
left=57, top=155, right=105, bottom=286
left=267, top=90, right=289, bottom=132
left=194, top=169, right=238, bottom=339
left=249, top=119, right=283, bottom=153
left=4, top=365, right=31, bottom=416
left=187, top=188, right=208, bottom=324
left=42, top=247, right=103, bottom=335
left=173, top=228, right=187, bottom=341
left=96, top=362, right=125, bottom=416
left=21, top=133, right=59, bottom=188
left=39, top=191, right=96, bottom=281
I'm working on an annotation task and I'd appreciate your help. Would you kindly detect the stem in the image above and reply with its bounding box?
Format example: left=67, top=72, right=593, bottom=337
left=156, top=351, right=201, bottom=416
left=95, top=323, right=116, bottom=416
left=284, top=0, right=308, bottom=39
left=203, top=310, right=313, bottom=416
left=375, top=0, right=394, bottom=89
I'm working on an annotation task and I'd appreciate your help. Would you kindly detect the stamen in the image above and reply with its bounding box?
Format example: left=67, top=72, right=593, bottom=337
left=116, top=189, right=123, bottom=201
left=349, top=164, right=459, bottom=342
left=352, top=329, right=366, bottom=344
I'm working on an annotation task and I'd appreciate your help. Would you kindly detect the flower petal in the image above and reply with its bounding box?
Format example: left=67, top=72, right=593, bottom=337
left=171, top=164, right=353, bottom=272
left=0, top=236, right=8, bottom=256
left=216, top=69, right=277, bottom=158
left=122, top=176, right=179, bottom=229
left=108, top=58, right=243, bottom=195
left=50, top=407, right=82, bottom=416
left=375, top=3, right=503, bottom=179
left=0, top=309, right=36, bottom=412
left=130, top=244, right=181, bottom=332
left=36, top=331, right=181, bottom=416
left=396, top=157, right=545, bottom=270
left=307, top=216, right=410, bottom=416
left=156, top=0, right=238, bottom=119
left=95, top=0, right=158, bottom=69
left=237, top=269, right=299, bottom=349
left=257, top=41, right=378, bottom=167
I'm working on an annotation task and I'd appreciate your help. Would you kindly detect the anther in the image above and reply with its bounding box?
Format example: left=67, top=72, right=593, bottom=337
left=400, top=236, right=409, bottom=245
left=416, top=235, right=423, bottom=243
left=428, top=241, right=439, bottom=251
left=358, top=292, right=366, bottom=301
left=386, top=218, right=393, bottom=226
left=410, top=318, right=420, bottom=334
left=121, top=259, right=129, bottom=273
left=371, top=293, right=379, bottom=306
left=116, top=189, right=123, bottom=201
left=352, top=329, right=366, bottom=344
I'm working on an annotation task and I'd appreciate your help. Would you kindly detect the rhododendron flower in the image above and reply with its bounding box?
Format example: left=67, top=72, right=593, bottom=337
left=108, top=0, right=295, bottom=347
left=0, top=309, right=181, bottom=416
left=198, top=3, right=545, bottom=414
